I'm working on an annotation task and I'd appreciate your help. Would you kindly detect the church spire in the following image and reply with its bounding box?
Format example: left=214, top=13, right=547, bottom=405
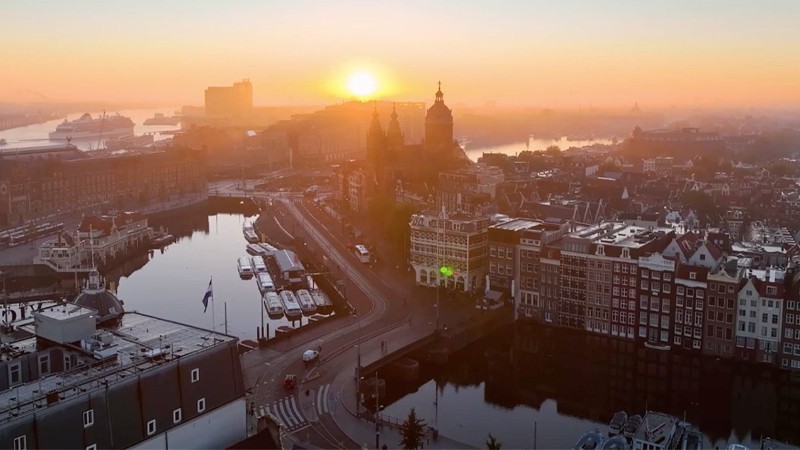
left=435, top=81, right=444, bottom=103
left=367, top=102, right=385, bottom=167
left=386, top=103, right=404, bottom=150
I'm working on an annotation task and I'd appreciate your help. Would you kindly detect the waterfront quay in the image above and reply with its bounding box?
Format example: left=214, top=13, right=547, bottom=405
left=239, top=193, right=508, bottom=449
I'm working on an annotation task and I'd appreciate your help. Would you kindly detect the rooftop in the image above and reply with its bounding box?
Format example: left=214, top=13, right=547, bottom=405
left=0, top=311, right=235, bottom=425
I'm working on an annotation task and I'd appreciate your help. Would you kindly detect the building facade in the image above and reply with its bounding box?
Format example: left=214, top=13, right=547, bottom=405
left=0, top=147, right=206, bottom=226
left=409, top=210, right=489, bottom=293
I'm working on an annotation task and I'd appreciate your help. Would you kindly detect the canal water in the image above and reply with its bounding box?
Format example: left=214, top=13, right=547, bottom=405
left=107, top=209, right=325, bottom=340
left=380, top=323, right=800, bottom=449
left=106, top=207, right=798, bottom=448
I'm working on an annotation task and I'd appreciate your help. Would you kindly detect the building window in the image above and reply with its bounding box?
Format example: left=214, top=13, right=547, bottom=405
left=767, top=286, right=777, bottom=296
left=173, top=408, right=182, bottom=424
left=8, top=362, right=21, bottom=386
left=38, top=354, right=50, bottom=376
left=689, top=272, right=696, bottom=280
left=12, top=435, right=27, bottom=450
left=197, top=398, right=206, bottom=413
left=147, top=419, right=156, bottom=436
left=64, top=355, right=72, bottom=371
left=83, top=409, right=94, bottom=428
left=191, top=368, right=200, bottom=383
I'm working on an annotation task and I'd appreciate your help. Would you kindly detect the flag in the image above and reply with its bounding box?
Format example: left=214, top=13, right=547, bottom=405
left=202, top=278, right=213, bottom=313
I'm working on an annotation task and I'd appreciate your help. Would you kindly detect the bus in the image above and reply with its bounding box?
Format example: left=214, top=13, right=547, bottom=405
left=353, top=244, right=370, bottom=263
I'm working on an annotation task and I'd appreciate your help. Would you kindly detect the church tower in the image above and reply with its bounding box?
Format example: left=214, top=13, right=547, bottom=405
left=424, top=81, right=454, bottom=152
left=366, top=104, right=385, bottom=167
left=385, top=104, right=405, bottom=152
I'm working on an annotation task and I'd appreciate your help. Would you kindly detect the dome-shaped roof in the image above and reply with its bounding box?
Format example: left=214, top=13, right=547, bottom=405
left=426, top=82, right=453, bottom=123
left=73, top=270, right=124, bottom=324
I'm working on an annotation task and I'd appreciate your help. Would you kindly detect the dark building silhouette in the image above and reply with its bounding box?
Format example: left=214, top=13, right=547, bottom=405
left=424, top=81, right=454, bottom=152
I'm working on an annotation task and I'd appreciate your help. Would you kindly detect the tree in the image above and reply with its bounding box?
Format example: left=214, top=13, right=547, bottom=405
left=486, top=434, right=503, bottom=450
left=399, top=407, right=426, bottom=450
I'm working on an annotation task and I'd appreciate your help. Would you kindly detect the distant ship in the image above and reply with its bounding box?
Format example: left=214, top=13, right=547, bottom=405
left=104, top=134, right=154, bottom=150
left=49, top=113, right=134, bottom=141
left=143, top=112, right=180, bottom=126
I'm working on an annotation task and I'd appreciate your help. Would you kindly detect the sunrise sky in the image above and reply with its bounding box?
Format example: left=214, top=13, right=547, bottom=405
left=2, top=0, right=799, bottom=108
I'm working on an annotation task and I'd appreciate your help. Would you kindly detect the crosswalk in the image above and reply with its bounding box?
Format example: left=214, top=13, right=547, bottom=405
left=257, top=384, right=335, bottom=431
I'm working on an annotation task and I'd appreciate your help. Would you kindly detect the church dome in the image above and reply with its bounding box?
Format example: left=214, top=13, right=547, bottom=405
left=73, top=269, right=124, bottom=324
left=426, top=83, right=453, bottom=124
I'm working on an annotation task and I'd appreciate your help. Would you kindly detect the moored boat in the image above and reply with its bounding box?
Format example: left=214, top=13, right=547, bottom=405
left=623, top=414, right=642, bottom=438
left=252, top=255, right=267, bottom=273
left=279, top=290, right=302, bottom=321
left=49, top=112, right=134, bottom=141
left=608, top=411, right=627, bottom=436
left=150, top=233, right=175, bottom=248
left=311, top=290, right=333, bottom=315
left=263, top=291, right=284, bottom=319
left=246, top=243, right=268, bottom=256
left=256, top=272, right=275, bottom=294
left=295, top=289, right=317, bottom=316
left=237, top=256, right=254, bottom=279
left=243, top=221, right=259, bottom=243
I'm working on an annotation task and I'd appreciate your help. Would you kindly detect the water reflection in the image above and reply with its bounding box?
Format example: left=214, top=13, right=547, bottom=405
left=382, top=323, right=800, bottom=449
left=108, top=211, right=323, bottom=339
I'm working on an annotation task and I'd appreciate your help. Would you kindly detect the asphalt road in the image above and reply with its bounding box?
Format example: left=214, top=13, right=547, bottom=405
left=242, top=194, right=451, bottom=449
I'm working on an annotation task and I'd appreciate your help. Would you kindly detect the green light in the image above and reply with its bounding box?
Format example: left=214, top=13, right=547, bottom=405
left=439, top=266, right=453, bottom=277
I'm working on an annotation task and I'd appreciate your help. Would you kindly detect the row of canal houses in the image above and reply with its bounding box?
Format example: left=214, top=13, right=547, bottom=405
left=483, top=217, right=800, bottom=372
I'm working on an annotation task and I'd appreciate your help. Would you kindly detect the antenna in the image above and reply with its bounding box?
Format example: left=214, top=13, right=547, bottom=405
left=90, top=224, right=95, bottom=269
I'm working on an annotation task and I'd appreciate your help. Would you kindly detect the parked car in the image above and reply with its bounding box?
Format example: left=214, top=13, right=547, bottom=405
left=303, top=350, right=319, bottom=365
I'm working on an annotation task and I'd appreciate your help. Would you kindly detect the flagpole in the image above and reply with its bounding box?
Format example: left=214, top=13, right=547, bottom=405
left=211, top=276, right=216, bottom=334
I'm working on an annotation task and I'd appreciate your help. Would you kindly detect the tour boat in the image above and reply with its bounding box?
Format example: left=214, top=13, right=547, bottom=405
left=263, top=291, right=284, bottom=320
left=237, top=256, right=254, bottom=279
left=279, top=290, right=302, bottom=321
left=294, top=289, right=317, bottom=316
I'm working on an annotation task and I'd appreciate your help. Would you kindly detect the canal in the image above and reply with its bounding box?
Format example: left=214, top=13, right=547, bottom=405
left=106, top=206, right=799, bottom=448
left=380, top=323, right=800, bottom=449
left=107, top=208, right=331, bottom=340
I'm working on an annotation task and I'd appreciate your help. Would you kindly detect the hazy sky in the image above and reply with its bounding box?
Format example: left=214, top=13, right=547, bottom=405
left=2, top=0, right=799, bottom=108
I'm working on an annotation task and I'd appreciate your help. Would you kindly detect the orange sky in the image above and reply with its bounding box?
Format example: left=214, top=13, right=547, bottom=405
left=2, top=1, right=799, bottom=109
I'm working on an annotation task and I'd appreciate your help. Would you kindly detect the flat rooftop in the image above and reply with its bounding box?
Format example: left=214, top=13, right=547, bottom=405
left=0, top=311, right=235, bottom=425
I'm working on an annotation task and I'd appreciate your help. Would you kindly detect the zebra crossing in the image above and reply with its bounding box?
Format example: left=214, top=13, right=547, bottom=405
left=257, top=384, right=335, bottom=431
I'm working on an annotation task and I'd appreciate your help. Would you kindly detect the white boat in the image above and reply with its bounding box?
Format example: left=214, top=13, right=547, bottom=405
left=104, top=134, right=154, bottom=150
left=237, top=256, right=254, bottom=279
left=256, top=272, right=275, bottom=294
left=243, top=221, right=259, bottom=243
left=246, top=244, right=268, bottom=256
left=295, top=289, right=317, bottom=316
left=252, top=255, right=267, bottom=273
left=49, top=113, right=134, bottom=141
left=279, top=290, right=302, bottom=321
left=263, top=291, right=284, bottom=319
left=259, top=243, right=278, bottom=253
left=311, top=290, right=333, bottom=315
left=143, top=113, right=180, bottom=126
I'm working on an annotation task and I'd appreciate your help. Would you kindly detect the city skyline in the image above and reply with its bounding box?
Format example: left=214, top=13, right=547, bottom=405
left=2, top=1, right=800, bottom=108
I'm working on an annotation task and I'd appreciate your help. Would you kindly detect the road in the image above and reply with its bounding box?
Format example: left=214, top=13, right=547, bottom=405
left=244, top=195, right=399, bottom=448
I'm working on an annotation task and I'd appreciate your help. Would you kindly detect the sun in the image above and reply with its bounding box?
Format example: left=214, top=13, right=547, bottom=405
left=347, top=71, right=377, bottom=98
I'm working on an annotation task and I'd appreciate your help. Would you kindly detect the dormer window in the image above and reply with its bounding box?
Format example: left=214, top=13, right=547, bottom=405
left=596, top=245, right=605, bottom=256
left=689, top=272, right=696, bottom=280
left=621, top=248, right=630, bottom=259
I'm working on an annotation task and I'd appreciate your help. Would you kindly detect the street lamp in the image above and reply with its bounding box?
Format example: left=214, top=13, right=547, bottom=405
left=374, top=370, right=382, bottom=450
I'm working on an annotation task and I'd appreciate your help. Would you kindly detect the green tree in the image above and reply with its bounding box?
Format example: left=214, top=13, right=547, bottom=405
left=486, top=433, right=503, bottom=450
left=399, top=407, right=427, bottom=450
